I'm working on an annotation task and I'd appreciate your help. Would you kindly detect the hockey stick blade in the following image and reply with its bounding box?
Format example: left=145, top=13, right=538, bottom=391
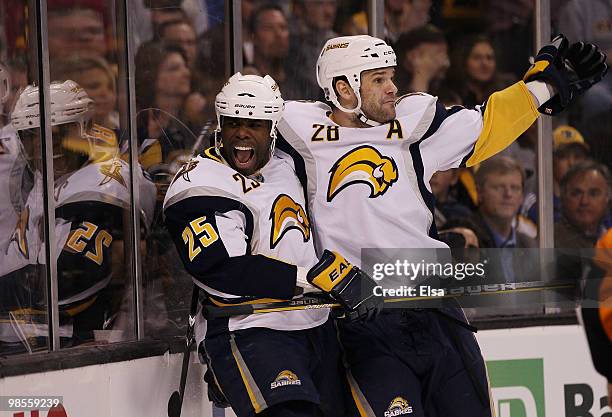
left=168, top=391, right=182, bottom=417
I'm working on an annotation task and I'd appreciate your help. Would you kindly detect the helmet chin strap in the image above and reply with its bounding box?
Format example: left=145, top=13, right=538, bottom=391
left=331, top=83, right=383, bottom=127
left=357, top=111, right=382, bottom=127
left=213, top=130, right=222, bottom=156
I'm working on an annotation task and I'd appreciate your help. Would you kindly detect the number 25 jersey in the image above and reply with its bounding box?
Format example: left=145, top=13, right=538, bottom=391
left=163, top=148, right=327, bottom=336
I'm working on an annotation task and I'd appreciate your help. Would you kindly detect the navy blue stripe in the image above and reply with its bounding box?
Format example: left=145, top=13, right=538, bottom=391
left=459, top=99, right=487, bottom=167
left=276, top=132, right=308, bottom=201
left=169, top=195, right=255, bottom=250
left=275, top=132, right=316, bottom=235
left=409, top=101, right=452, bottom=240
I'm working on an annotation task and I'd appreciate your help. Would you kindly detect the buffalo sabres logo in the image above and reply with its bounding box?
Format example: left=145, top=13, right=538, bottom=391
left=271, top=370, right=302, bottom=389
left=327, top=145, right=398, bottom=202
left=10, top=206, right=30, bottom=258
left=269, top=194, right=310, bottom=249
left=99, top=160, right=127, bottom=187
left=171, top=158, right=200, bottom=185
left=385, top=397, right=413, bottom=416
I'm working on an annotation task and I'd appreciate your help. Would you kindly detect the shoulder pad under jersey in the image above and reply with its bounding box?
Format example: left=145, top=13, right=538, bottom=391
left=56, top=158, right=131, bottom=209
left=394, top=92, right=437, bottom=118
left=282, top=100, right=332, bottom=124
left=163, top=147, right=251, bottom=211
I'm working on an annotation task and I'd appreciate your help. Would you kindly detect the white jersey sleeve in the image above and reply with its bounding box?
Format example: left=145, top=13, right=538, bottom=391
left=399, top=81, right=540, bottom=175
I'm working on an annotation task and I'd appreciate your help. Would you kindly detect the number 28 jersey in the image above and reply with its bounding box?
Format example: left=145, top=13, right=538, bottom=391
left=278, top=82, right=539, bottom=266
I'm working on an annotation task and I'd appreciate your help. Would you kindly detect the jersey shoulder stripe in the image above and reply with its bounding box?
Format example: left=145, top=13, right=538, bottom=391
left=56, top=158, right=131, bottom=208
left=163, top=148, right=254, bottom=212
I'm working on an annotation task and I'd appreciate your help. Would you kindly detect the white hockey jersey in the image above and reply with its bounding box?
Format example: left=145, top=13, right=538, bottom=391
left=0, top=125, right=30, bottom=254
left=2, top=157, right=156, bottom=303
left=278, top=81, right=540, bottom=266
left=1, top=157, right=156, bottom=345
left=163, top=147, right=328, bottom=337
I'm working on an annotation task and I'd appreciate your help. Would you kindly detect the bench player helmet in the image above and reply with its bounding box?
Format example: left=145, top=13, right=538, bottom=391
left=10, top=80, right=113, bottom=162
left=316, top=35, right=396, bottom=126
left=214, top=72, right=284, bottom=157
left=12, top=80, right=93, bottom=135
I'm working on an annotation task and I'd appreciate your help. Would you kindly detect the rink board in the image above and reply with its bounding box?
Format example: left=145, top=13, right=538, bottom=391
left=0, top=325, right=608, bottom=417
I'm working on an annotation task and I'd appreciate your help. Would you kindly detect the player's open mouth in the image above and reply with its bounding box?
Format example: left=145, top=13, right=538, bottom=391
left=233, top=145, right=255, bottom=168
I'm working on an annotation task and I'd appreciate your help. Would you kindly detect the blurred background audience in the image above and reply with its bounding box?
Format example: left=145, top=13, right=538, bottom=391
left=1, top=0, right=611, bottom=351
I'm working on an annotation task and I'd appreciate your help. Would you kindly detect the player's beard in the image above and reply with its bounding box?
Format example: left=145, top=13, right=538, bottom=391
left=361, top=96, right=396, bottom=124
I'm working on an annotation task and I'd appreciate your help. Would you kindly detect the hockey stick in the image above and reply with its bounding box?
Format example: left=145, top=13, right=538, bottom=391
left=203, top=280, right=576, bottom=319
left=168, top=285, right=200, bottom=417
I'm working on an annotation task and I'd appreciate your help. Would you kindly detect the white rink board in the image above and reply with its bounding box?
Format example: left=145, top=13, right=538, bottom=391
left=0, top=325, right=608, bottom=417
left=0, top=351, right=236, bottom=417
left=477, top=325, right=610, bottom=417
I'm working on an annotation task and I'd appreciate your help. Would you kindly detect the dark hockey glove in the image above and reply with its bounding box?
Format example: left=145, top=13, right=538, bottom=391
left=524, top=34, right=608, bottom=115
left=307, top=250, right=382, bottom=322
left=523, top=34, right=571, bottom=115
left=564, top=41, right=608, bottom=96
left=204, top=368, right=230, bottom=408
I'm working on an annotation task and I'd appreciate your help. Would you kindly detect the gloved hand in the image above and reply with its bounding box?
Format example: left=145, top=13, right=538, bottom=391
left=307, top=250, right=383, bottom=321
left=524, top=34, right=608, bottom=115
left=204, top=368, right=230, bottom=408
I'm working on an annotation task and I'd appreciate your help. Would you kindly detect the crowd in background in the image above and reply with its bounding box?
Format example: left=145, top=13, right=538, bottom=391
left=0, top=0, right=611, bottom=353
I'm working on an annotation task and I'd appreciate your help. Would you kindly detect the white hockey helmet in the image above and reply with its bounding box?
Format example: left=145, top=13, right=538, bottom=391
left=0, top=63, right=9, bottom=104
left=11, top=80, right=94, bottom=135
left=214, top=72, right=284, bottom=156
left=316, top=35, right=396, bottom=125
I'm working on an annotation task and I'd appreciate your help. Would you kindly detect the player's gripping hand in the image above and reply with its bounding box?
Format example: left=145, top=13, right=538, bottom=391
left=565, top=40, right=608, bottom=96
left=307, top=250, right=382, bottom=321
left=524, top=34, right=608, bottom=115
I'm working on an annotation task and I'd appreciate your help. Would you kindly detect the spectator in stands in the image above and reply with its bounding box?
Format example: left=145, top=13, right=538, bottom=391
left=247, top=4, right=309, bottom=99
left=157, top=19, right=198, bottom=68
left=287, top=0, right=339, bottom=99
left=394, top=24, right=450, bottom=95
left=556, top=161, right=611, bottom=248
left=472, top=157, right=537, bottom=291
left=47, top=3, right=107, bottom=59
left=558, top=0, right=612, bottom=167
left=485, top=0, right=534, bottom=78
left=446, top=34, right=515, bottom=108
left=523, top=125, right=590, bottom=225
left=197, top=0, right=256, bottom=78
left=1, top=57, right=27, bottom=124
left=342, top=0, right=432, bottom=43
left=51, top=55, right=119, bottom=130
left=473, top=156, right=536, bottom=249
left=135, top=41, right=205, bottom=171
left=430, top=168, right=472, bottom=228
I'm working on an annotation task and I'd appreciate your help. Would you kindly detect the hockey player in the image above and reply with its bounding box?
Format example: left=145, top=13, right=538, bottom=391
left=0, top=80, right=156, bottom=351
left=163, top=73, right=379, bottom=417
left=583, top=229, right=612, bottom=409
left=276, top=35, right=608, bottom=416
left=0, top=62, right=27, bottom=255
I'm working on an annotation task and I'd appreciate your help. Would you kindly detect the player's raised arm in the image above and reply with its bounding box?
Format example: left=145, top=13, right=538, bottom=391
left=418, top=34, right=607, bottom=173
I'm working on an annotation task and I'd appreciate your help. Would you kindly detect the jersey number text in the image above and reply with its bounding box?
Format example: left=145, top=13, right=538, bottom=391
left=66, top=222, right=113, bottom=266
left=182, top=216, right=219, bottom=261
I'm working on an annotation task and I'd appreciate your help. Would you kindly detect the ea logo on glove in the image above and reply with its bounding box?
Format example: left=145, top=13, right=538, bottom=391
left=329, top=259, right=351, bottom=282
